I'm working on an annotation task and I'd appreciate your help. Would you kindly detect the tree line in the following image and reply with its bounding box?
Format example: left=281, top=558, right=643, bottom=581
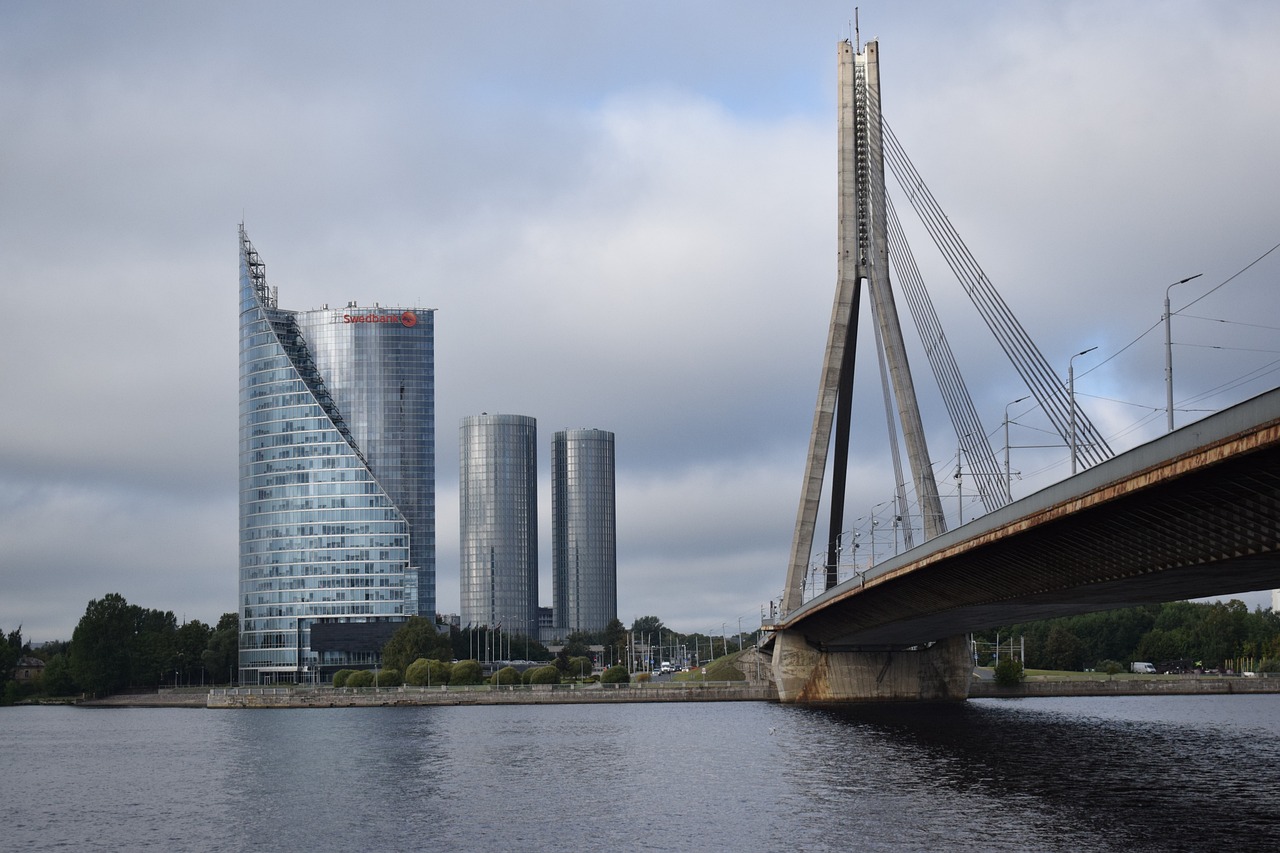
left=975, top=599, right=1280, bottom=673
left=1, top=593, right=238, bottom=702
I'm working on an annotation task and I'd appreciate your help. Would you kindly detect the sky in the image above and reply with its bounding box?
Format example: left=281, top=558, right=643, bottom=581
left=3, top=1, right=1279, bottom=643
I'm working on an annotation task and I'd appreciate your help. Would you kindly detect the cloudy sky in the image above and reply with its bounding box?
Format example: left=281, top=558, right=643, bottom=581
left=3, top=1, right=1278, bottom=643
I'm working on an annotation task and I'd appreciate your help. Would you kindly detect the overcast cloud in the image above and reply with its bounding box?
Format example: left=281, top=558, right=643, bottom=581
left=3, top=1, right=1278, bottom=642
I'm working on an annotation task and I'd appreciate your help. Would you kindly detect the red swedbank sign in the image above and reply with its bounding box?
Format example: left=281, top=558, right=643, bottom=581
left=343, top=311, right=418, bottom=328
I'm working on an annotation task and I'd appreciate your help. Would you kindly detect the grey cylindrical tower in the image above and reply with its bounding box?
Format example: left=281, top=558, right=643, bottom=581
left=459, top=414, right=538, bottom=637
left=552, top=428, right=617, bottom=634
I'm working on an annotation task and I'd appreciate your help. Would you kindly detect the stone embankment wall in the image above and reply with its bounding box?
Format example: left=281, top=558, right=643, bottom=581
left=78, top=688, right=210, bottom=708
left=208, top=681, right=775, bottom=708
left=971, top=677, right=1280, bottom=698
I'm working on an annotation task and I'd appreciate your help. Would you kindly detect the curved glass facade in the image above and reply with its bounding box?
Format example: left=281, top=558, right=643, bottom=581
left=238, top=228, right=434, bottom=683
left=458, top=414, right=538, bottom=637
left=552, top=429, right=617, bottom=634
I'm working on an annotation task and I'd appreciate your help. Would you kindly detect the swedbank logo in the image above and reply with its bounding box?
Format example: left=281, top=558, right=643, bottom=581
left=343, top=311, right=418, bottom=328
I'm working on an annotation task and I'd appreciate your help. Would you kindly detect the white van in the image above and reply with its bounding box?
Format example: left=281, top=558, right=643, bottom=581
left=1130, top=661, right=1156, bottom=674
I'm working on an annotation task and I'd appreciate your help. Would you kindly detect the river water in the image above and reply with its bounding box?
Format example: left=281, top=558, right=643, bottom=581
left=4, top=695, right=1279, bottom=851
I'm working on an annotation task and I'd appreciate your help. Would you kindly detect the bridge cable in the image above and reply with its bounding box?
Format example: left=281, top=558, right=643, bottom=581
left=885, top=194, right=1011, bottom=512
left=881, top=120, right=1114, bottom=467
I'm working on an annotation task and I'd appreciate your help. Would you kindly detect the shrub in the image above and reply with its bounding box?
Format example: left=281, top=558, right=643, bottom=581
left=493, top=666, right=521, bottom=685
left=527, top=665, right=561, bottom=684
left=993, top=658, right=1025, bottom=687
left=375, top=668, right=402, bottom=687
left=1259, top=658, right=1280, bottom=674
left=634, top=672, right=651, bottom=683
left=600, top=665, right=629, bottom=684
left=566, top=656, right=593, bottom=679
left=346, top=670, right=375, bottom=688
left=428, top=659, right=452, bottom=685
left=1097, top=659, right=1125, bottom=677
left=450, top=659, right=483, bottom=685
left=405, top=658, right=432, bottom=686
left=332, top=669, right=354, bottom=688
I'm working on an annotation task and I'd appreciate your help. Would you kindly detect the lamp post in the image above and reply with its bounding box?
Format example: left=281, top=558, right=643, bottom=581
left=1068, top=347, right=1097, bottom=474
left=1004, top=396, right=1029, bottom=499
left=1164, top=273, right=1204, bottom=432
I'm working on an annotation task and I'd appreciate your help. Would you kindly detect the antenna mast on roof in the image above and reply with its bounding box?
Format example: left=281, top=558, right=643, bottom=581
left=855, top=8, right=860, bottom=51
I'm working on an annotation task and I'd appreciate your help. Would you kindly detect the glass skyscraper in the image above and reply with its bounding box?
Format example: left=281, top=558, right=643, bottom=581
left=458, top=414, right=539, bottom=638
left=552, top=428, right=617, bottom=634
left=238, top=227, right=435, bottom=683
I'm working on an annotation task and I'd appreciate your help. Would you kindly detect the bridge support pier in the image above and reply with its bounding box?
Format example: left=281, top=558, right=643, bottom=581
left=771, top=630, right=971, bottom=703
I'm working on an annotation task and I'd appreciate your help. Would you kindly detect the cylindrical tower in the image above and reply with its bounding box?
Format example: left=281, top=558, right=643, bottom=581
left=459, top=414, right=539, bottom=638
left=552, top=428, right=617, bottom=634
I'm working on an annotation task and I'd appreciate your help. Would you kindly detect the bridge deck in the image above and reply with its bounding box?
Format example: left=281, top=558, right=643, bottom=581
left=776, top=387, right=1280, bottom=649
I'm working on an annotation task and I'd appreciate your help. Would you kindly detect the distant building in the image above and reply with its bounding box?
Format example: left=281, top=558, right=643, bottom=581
left=14, top=656, right=45, bottom=683
left=552, top=428, right=617, bottom=634
left=238, top=227, right=435, bottom=684
left=459, top=414, right=539, bottom=638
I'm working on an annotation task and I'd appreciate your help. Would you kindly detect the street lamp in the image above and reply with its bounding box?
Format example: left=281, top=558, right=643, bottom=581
left=1069, top=347, right=1098, bottom=474
left=1164, top=273, right=1204, bottom=432
left=1004, top=396, right=1030, bottom=499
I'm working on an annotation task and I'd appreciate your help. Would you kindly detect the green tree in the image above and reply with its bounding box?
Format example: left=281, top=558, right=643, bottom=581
left=0, top=625, right=25, bottom=704
left=450, top=659, right=483, bottom=685
left=202, top=612, right=239, bottom=685
left=404, top=658, right=432, bottom=686
left=174, top=620, right=212, bottom=685
left=382, top=616, right=452, bottom=673
left=41, top=653, right=78, bottom=696
left=1043, top=625, right=1085, bottom=671
left=567, top=656, right=593, bottom=679
left=70, top=594, right=137, bottom=695
left=993, top=658, right=1024, bottom=687
left=600, top=664, right=629, bottom=684
left=428, top=659, right=452, bottom=685
left=562, top=632, right=591, bottom=659
left=375, top=668, right=402, bottom=687
left=346, top=670, right=375, bottom=688
left=492, top=666, right=520, bottom=685
left=631, top=616, right=665, bottom=636
left=332, top=669, right=355, bottom=688
left=527, top=665, right=560, bottom=684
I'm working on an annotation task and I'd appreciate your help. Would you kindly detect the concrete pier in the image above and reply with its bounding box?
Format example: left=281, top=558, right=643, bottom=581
left=772, top=631, right=971, bottom=703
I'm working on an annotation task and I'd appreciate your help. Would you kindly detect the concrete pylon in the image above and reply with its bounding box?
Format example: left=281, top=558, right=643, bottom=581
left=774, top=40, right=962, bottom=703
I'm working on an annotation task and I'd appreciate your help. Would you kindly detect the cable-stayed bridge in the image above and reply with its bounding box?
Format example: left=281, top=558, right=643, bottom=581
left=767, top=39, right=1280, bottom=703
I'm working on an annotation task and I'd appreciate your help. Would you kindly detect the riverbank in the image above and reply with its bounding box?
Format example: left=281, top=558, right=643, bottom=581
left=970, top=675, right=1280, bottom=698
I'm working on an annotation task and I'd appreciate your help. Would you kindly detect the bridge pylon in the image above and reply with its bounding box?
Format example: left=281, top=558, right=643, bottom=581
left=774, top=39, right=964, bottom=703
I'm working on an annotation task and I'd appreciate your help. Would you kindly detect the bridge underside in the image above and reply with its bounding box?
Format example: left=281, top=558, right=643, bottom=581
left=771, top=391, right=1280, bottom=702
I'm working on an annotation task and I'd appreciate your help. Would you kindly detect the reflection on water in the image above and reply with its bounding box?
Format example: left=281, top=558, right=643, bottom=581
left=4, top=696, right=1279, bottom=852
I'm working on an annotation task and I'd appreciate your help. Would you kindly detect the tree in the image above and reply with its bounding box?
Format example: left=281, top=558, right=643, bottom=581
left=600, top=664, right=629, bottom=684
left=602, top=618, right=627, bottom=656
left=567, top=656, right=593, bottom=679
left=332, top=669, right=355, bottom=687
left=174, top=620, right=212, bottom=685
left=492, top=666, right=520, bottom=685
left=527, top=665, right=560, bottom=684
left=562, top=632, right=591, bottom=659
left=70, top=594, right=137, bottom=695
left=202, top=613, right=239, bottom=685
left=993, top=658, right=1024, bottom=687
left=631, top=616, right=665, bottom=636
left=346, top=670, right=375, bottom=688
left=41, top=653, right=78, bottom=696
left=382, top=616, right=452, bottom=673
left=405, top=658, right=432, bottom=686
left=1043, top=625, right=1085, bottom=671
left=0, top=625, right=25, bottom=704
left=450, top=659, right=483, bottom=685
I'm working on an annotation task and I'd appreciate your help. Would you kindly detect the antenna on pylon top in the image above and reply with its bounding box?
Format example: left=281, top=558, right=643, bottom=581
left=855, top=7, right=860, bottom=52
